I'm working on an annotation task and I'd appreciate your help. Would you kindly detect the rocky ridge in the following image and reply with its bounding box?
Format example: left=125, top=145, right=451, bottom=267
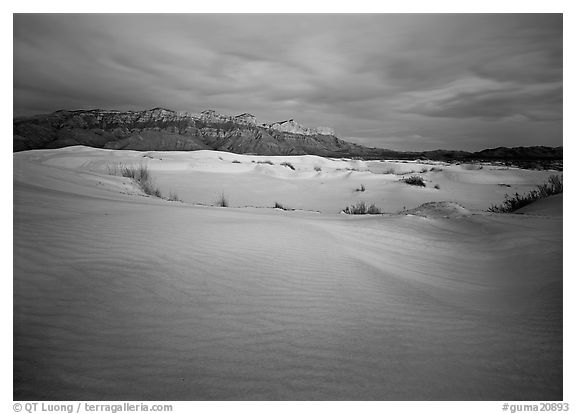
left=13, top=108, right=563, bottom=166
left=13, top=107, right=366, bottom=156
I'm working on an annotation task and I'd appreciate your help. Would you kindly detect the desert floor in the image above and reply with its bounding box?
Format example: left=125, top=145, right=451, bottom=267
left=13, top=146, right=562, bottom=400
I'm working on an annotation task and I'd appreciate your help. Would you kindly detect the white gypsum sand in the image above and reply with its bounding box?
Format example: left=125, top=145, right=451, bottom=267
left=13, top=146, right=562, bottom=400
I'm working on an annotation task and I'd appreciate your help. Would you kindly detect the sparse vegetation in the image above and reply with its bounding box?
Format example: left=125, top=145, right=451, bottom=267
left=430, top=167, right=444, bottom=172
left=342, top=201, right=382, bottom=215
left=107, top=162, right=163, bottom=198
left=402, top=176, right=426, bottom=187
left=215, top=193, right=229, bottom=207
left=314, top=166, right=322, bottom=172
left=257, top=160, right=275, bottom=165
left=382, top=167, right=396, bottom=175
left=168, top=191, right=181, bottom=202
left=232, top=160, right=241, bottom=164
left=356, top=184, right=366, bottom=192
left=419, top=167, right=429, bottom=173
left=273, top=201, right=293, bottom=210
left=280, top=161, right=295, bottom=170
left=488, top=175, right=563, bottom=213
left=434, top=184, right=440, bottom=190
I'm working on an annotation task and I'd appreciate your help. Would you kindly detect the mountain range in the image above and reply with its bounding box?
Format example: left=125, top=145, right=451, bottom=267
left=13, top=108, right=563, bottom=164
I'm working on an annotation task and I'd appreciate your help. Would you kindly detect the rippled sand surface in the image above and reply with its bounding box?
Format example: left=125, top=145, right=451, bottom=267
left=14, top=147, right=562, bottom=400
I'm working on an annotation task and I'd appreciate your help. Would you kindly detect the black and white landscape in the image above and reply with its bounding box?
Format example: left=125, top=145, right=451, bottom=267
left=13, top=14, right=563, bottom=401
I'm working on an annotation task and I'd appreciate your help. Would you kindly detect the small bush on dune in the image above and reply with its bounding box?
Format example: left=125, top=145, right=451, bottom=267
left=382, top=167, right=396, bottom=175
left=108, top=162, right=163, bottom=198
left=434, top=184, right=440, bottom=190
left=280, top=162, right=295, bottom=170
left=140, top=180, right=162, bottom=198
left=402, top=176, right=426, bottom=187
left=488, top=175, right=563, bottom=213
left=314, top=166, right=322, bottom=172
left=257, top=160, right=275, bottom=165
left=168, top=191, right=181, bottom=202
left=216, top=193, right=229, bottom=207
left=274, top=201, right=293, bottom=210
left=342, top=201, right=382, bottom=215
left=232, top=160, right=241, bottom=164
left=356, top=184, right=366, bottom=192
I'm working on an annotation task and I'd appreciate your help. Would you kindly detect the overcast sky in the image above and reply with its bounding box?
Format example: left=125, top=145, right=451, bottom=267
left=13, top=14, right=562, bottom=151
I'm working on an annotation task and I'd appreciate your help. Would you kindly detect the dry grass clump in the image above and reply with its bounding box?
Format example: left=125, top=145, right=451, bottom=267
left=257, top=160, right=275, bottom=165
left=314, top=166, right=322, bottom=172
left=107, top=162, right=163, bottom=198
left=273, top=201, right=294, bottom=210
left=280, top=161, right=296, bottom=170
left=355, top=184, right=366, bottom=192
left=402, top=176, right=426, bottom=187
left=215, top=193, right=229, bottom=207
left=168, top=191, right=181, bottom=202
left=488, top=175, right=563, bottom=213
left=342, top=201, right=382, bottom=215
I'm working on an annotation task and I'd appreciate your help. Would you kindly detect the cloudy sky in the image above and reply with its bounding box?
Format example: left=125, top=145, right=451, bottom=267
left=13, top=14, right=562, bottom=151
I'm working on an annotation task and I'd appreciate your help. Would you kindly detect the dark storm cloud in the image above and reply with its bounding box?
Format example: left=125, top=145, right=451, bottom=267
left=13, top=13, right=562, bottom=151
left=405, top=86, right=562, bottom=121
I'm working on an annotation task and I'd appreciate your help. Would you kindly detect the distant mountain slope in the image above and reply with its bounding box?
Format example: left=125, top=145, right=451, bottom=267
left=14, top=108, right=372, bottom=157
left=13, top=108, right=563, bottom=163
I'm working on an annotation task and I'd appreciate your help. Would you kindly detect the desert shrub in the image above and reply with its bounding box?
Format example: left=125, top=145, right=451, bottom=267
left=366, top=204, right=381, bottom=214
left=140, top=179, right=162, bottom=198
left=314, top=166, right=322, bottom=172
left=216, top=193, right=229, bottom=207
left=342, top=201, right=382, bottom=215
left=232, top=160, right=241, bottom=164
left=434, top=184, right=440, bottom=190
left=419, top=167, right=429, bottom=173
left=488, top=175, right=563, bottom=213
left=257, top=160, right=275, bottom=165
left=382, top=167, right=396, bottom=174
left=356, top=184, right=366, bottom=192
left=108, top=163, right=162, bottom=198
left=402, top=176, right=426, bottom=187
left=273, top=201, right=293, bottom=211
left=280, top=162, right=295, bottom=170
left=168, top=191, right=181, bottom=202
left=430, top=167, right=443, bottom=172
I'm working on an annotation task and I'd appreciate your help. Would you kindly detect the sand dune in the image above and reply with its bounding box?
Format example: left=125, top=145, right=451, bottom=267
left=13, top=147, right=562, bottom=400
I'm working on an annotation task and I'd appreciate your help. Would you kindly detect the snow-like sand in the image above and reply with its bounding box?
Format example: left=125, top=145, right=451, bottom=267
left=13, top=147, right=562, bottom=400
